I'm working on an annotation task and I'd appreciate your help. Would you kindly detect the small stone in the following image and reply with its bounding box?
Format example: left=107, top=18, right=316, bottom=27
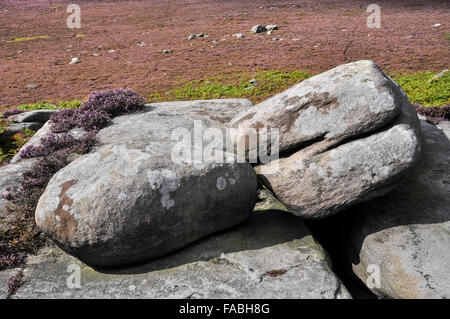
left=432, top=23, right=442, bottom=27
left=162, top=50, right=171, bottom=54
left=265, top=25, right=278, bottom=31
left=249, top=79, right=258, bottom=85
left=428, top=69, right=448, bottom=82
left=188, top=34, right=196, bottom=40
left=292, top=38, right=300, bottom=41
left=137, top=42, right=147, bottom=47
left=107, top=49, right=115, bottom=53
left=26, top=84, right=38, bottom=89
left=196, top=33, right=205, bottom=38
left=251, top=25, right=266, bottom=34
left=232, top=33, right=244, bottom=38
left=69, top=57, right=80, bottom=64
left=93, top=53, right=100, bottom=57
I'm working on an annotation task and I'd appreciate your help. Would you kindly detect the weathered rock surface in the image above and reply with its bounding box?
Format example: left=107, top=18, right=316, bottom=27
left=256, top=100, right=421, bottom=219
left=0, top=159, right=35, bottom=219
left=343, top=119, right=450, bottom=298
left=230, top=60, right=403, bottom=154
left=35, top=99, right=258, bottom=267
left=11, top=210, right=351, bottom=299
left=8, top=109, right=58, bottom=124
left=3, top=122, right=43, bottom=136
left=230, top=61, right=422, bottom=219
left=0, top=268, right=18, bottom=299
left=144, top=98, right=254, bottom=124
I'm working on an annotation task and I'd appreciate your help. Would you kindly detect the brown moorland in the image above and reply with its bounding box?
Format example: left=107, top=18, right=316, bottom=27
left=0, top=0, right=449, bottom=108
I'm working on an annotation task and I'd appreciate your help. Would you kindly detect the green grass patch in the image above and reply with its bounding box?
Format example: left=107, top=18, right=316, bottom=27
left=148, top=70, right=449, bottom=107
left=445, top=33, right=450, bottom=43
left=8, top=100, right=82, bottom=112
left=393, top=72, right=449, bottom=106
left=0, top=119, right=34, bottom=164
left=7, top=35, right=50, bottom=43
left=148, top=70, right=311, bottom=104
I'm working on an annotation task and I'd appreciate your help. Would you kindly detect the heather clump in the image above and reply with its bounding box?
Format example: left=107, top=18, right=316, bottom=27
left=0, top=149, right=74, bottom=270
left=1, top=89, right=144, bottom=272
left=19, top=131, right=98, bottom=159
left=50, top=88, right=144, bottom=133
left=413, top=103, right=450, bottom=123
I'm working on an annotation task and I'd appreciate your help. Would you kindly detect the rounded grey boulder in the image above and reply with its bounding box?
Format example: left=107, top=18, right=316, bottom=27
left=35, top=100, right=258, bottom=267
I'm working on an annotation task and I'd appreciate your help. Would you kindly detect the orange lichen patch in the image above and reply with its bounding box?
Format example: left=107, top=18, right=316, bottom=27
left=49, top=179, right=79, bottom=243
left=265, top=269, right=287, bottom=277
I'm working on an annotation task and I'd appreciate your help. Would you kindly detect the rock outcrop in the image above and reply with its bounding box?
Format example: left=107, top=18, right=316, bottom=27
left=10, top=210, right=351, bottom=299
left=35, top=99, right=258, bottom=267
left=7, top=110, right=57, bottom=124
left=230, top=60, right=422, bottom=219
left=343, top=119, right=450, bottom=298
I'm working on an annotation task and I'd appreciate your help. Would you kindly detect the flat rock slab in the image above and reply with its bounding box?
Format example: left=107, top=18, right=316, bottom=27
left=145, top=98, right=254, bottom=125
left=4, top=122, right=43, bottom=136
left=344, top=120, right=450, bottom=298
left=0, top=268, right=19, bottom=299
left=12, top=211, right=351, bottom=299
left=8, top=109, right=58, bottom=123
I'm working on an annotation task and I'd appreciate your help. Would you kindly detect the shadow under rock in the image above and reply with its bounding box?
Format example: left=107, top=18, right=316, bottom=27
left=307, top=120, right=450, bottom=298
left=95, top=209, right=310, bottom=275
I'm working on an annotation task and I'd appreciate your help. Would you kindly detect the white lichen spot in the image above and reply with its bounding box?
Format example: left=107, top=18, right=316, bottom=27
left=229, top=178, right=236, bottom=185
left=55, top=215, right=61, bottom=222
left=63, top=204, right=70, bottom=211
left=148, top=169, right=180, bottom=209
left=69, top=209, right=79, bottom=221
left=118, top=192, right=128, bottom=201
left=216, top=176, right=227, bottom=191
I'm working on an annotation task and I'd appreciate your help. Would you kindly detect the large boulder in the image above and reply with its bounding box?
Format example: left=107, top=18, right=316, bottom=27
left=342, top=119, right=450, bottom=298
left=230, top=61, right=422, bottom=219
left=256, top=100, right=421, bottom=219
left=11, top=210, right=351, bottom=299
left=35, top=99, right=258, bottom=267
left=230, top=60, right=403, bottom=154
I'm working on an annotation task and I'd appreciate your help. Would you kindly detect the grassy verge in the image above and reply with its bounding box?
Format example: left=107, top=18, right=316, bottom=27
left=393, top=71, right=449, bottom=107
left=147, top=70, right=449, bottom=107
left=2, top=71, right=448, bottom=113
left=148, top=70, right=311, bottom=104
